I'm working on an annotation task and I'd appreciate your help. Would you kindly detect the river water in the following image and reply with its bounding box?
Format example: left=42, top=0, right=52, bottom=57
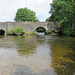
left=0, top=35, right=75, bottom=75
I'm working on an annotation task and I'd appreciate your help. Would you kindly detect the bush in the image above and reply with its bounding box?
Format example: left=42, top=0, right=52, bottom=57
left=70, top=30, right=75, bottom=37
left=9, top=29, right=15, bottom=34
left=46, top=30, right=51, bottom=34
left=9, top=26, right=24, bottom=35
left=32, top=31, right=37, bottom=34
left=62, top=26, right=72, bottom=36
left=14, top=26, right=24, bottom=33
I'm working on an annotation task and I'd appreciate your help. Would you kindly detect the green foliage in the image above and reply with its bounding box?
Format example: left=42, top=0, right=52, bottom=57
left=49, top=0, right=75, bottom=36
left=45, top=17, right=50, bottom=22
left=45, top=14, right=56, bottom=22
left=62, top=26, right=72, bottom=36
left=14, top=26, right=24, bottom=33
left=9, top=29, right=15, bottom=34
left=32, top=31, right=37, bottom=34
left=14, top=8, right=39, bottom=22
left=46, top=30, right=51, bottom=33
left=10, top=26, right=24, bottom=35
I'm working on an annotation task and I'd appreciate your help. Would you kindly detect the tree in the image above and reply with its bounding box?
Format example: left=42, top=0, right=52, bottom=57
left=49, top=0, right=75, bottom=36
left=45, top=14, right=55, bottom=22
left=45, top=17, right=50, bottom=22
left=14, top=8, right=39, bottom=22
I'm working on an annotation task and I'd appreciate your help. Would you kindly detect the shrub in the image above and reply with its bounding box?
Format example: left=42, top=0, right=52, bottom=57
left=46, top=30, right=51, bottom=34
left=62, top=26, right=72, bottom=36
left=9, top=26, right=24, bottom=35
left=32, top=31, right=37, bottom=34
left=9, top=29, right=15, bottom=34
left=14, top=26, right=24, bottom=33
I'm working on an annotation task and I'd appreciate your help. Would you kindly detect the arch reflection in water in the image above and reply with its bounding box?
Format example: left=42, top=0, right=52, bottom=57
left=13, top=36, right=37, bottom=57
left=48, top=36, right=75, bottom=75
left=37, top=32, right=45, bottom=36
left=36, top=34, right=46, bottom=43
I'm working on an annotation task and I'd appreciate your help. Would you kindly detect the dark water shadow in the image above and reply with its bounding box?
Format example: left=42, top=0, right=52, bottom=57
left=0, top=35, right=5, bottom=38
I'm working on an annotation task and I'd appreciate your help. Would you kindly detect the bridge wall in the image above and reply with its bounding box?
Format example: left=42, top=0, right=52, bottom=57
left=0, top=22, right=7, bottom=32
left=0, top=22, right=57, bottom=34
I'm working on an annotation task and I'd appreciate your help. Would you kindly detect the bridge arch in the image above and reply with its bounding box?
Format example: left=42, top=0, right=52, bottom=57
left=0, top=29, right=5, bottom=35
left=35, top=27, right=46, bottom=33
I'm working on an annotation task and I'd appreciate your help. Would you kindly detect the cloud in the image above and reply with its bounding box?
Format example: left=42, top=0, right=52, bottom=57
left=0, top=0, right=52, bottom=22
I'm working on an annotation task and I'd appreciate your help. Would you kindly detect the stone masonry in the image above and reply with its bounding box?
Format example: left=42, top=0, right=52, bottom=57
left=0, top=22, right=57, bottom=34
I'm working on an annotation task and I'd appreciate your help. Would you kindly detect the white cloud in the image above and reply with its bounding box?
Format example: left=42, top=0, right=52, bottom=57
left=0, top=0, right=52, bottom=22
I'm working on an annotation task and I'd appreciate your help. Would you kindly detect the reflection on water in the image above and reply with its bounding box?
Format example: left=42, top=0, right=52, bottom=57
left=36, top=35, right=45, bottom=43
left=0, top=35, right=5, bottom=38
left=13, top=36, right=37, bottom=57
left=48, top=36, right=75, bottom=75
left=37, top=32, right=45, bottom=36
left=0, top=35, right=75, bottom=75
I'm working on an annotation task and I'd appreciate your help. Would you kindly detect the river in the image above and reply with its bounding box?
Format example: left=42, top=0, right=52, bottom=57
left=0, top=35, right=75, bottom=75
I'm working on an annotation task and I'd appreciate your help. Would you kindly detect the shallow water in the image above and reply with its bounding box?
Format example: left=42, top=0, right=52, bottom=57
left=0, top=35, right=75, bottom=75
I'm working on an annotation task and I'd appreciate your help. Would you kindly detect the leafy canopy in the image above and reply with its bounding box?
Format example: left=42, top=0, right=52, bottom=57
left=47, top=0, right=75, bottom=36
left=14, top=8, right=39, bottom=22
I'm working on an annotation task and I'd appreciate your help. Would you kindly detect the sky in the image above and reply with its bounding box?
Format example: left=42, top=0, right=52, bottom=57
left=0, top=0, right=52, bottom=22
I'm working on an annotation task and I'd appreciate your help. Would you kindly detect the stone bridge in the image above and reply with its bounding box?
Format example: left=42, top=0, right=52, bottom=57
left=0, top=22, right=57, bottom=34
